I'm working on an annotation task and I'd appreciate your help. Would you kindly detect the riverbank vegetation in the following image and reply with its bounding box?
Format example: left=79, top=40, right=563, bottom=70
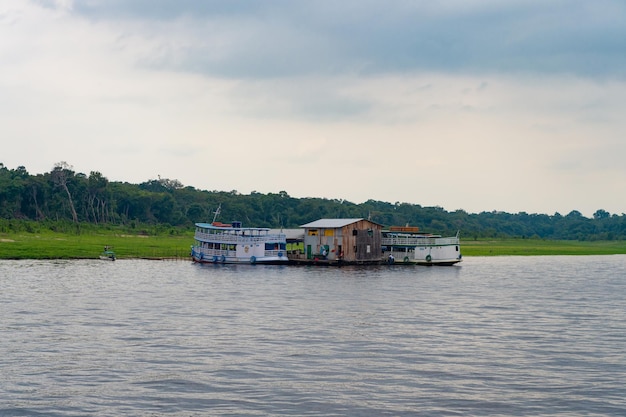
left=0, top=221, right=192, bottom=260
left=462, top=238, right=626, bottom=256
left=1, top=221, right=625, bottom=259
left=1, top=162, right=626, bottom=256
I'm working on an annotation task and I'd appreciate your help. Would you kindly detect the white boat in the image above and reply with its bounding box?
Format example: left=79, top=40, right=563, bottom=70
left=191, top=221, right=289, bottom=264
left=382, top=226, right=462, bottom=265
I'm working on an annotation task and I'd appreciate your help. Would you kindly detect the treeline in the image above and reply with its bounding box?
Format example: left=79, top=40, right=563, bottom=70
left=1, top=162, right=625, bottom=240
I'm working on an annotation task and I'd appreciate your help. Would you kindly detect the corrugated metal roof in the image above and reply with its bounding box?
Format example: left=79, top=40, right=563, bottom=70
left=300, top=218, right=365, bottom=228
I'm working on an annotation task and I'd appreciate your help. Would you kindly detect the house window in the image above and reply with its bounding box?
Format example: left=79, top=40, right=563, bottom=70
left=324, top=229, right=334, bottom=237
left=308, top=229, right=318, bottom=236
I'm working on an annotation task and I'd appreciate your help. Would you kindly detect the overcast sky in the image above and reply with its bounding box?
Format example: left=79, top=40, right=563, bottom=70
left=2, top=0, right=625, bottom=217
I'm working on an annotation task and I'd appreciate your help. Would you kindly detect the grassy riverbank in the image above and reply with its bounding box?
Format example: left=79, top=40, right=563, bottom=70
left=1, top=227, right=626, bottom=259
left=0, top=230, right=193, bottom=260
left=462, top=238, right=626, bottom=256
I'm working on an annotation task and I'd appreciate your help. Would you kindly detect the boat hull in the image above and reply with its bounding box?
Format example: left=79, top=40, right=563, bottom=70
left=191, top=250, right=288, bottom=265
left=414, top=258, right=461, bottom=266
left=384, top=254, right=462, bottom=266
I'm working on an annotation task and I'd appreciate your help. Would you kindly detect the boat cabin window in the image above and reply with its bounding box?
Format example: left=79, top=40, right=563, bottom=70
left=265, top=243, right=286, bottom=250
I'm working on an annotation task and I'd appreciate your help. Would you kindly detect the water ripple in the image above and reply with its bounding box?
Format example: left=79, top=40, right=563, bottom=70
left=1, top=257, right=626, bottom=416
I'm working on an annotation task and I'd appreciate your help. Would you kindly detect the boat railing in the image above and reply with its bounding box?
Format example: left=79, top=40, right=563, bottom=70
left=195, top=248, right=229, bottom=256
left=195, top=231, right=286, bottom=243
left=381, top=236, right=459, bottom=246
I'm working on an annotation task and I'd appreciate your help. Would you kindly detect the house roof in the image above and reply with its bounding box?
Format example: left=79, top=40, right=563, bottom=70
left=300, top=218, right=379, bottom=228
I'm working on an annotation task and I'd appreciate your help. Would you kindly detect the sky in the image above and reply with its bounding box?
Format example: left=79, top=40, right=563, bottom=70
left=1, top=0, right=625, bottom=217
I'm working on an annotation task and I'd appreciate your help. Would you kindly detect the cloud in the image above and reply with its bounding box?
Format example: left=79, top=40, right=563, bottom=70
left=32, top=0, right=73, bottom=11
left=45, top=0, right=626, bottom=80
left=1, top=0, right=625, bottom=217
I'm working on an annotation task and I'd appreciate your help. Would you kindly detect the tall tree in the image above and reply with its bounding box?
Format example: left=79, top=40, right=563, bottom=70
left=87, top=171, right=109, bottom=224
left=51, top=162, right=78, bottom=223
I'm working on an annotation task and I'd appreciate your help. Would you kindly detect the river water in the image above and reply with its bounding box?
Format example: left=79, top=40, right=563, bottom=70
left=1, top=256, right=625, bottom=416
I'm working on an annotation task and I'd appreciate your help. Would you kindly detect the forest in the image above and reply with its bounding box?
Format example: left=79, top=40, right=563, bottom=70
left=1, top=162, right=625, bottom=241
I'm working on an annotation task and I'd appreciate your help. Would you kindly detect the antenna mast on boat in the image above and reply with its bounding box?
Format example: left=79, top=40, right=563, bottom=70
left=212, top=204, right=221, bottom=223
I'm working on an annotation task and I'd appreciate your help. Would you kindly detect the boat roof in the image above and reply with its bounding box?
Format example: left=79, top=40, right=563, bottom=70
left=195, top=222, right=270, bottom=231
left=383, top=231, right=442, bottom=237
left=300, top=218, right=384, bottom=228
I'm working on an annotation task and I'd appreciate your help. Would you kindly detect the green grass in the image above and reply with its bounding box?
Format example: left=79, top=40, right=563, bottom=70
left=462, top=238, right=626, bottom=256
left=0, top=229, right=194, bottom=260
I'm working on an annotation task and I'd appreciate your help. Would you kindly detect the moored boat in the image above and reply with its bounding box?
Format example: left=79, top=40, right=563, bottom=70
left=382, top=226, right=462, bottom=265
left=99, top=246, right=116, bottom=261
left=191, top=221, right=289, bottom=264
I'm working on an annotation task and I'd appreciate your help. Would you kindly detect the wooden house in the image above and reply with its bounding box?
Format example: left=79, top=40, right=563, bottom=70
left=299, top=218, right=383, bottom=264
